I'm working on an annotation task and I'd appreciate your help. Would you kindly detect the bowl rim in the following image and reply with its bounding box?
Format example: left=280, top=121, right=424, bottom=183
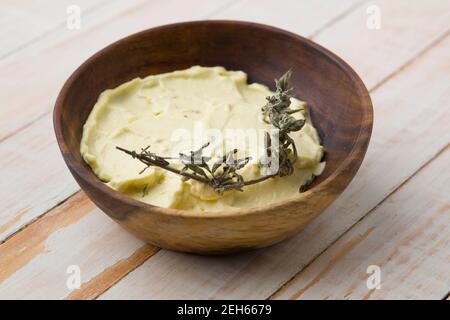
left=54, top=20, right=373, bottom=219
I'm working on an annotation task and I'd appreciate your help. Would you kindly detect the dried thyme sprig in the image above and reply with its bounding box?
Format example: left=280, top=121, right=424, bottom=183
left=116, top=143, right=268, bottom=194
left=261, top=70, right=305, bottom=177
left=116, top=70, right=309, bottom=194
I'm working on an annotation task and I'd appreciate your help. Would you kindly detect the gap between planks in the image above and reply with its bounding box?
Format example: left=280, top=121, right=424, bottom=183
left=308, top=0, right=366, bottom=39
left=0, top=189, right=79, bottom=246
left=370, top=29, right=450, bottom=92
left=65, top=244, right=159, bottom=300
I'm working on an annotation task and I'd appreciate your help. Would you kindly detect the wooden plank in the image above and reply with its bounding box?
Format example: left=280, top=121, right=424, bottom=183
left=314, top=0, right=450, bottom=89
left=98, top=33, right=450, bottom=299
left=0, top=0, right=105, bottom=58
left=1, top=1, right=449, bottom=299
left=214, top=0, right=362, bottom=36
left=272, top=146, right=450, bottom=300
left=0, top=192, right=158, bottom=299
left=0, top=116, right=78, bottom=241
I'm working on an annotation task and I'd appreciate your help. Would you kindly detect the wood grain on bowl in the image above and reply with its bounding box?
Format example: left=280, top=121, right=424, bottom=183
left=53, top=21, right=373, bottom=254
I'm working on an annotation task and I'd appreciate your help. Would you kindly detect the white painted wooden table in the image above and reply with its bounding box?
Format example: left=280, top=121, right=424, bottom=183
left=0, top=0, right=449, bottom=300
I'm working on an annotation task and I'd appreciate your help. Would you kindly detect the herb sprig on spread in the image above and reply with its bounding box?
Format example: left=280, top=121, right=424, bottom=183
left=116, top=71, right=310, bottom=194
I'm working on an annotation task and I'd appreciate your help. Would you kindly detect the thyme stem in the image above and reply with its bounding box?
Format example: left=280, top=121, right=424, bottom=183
left=116, top=146, right=211, bottom=185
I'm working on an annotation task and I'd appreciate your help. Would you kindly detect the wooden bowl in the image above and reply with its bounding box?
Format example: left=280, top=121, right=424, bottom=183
left=54, top=21, right=373, bottom=254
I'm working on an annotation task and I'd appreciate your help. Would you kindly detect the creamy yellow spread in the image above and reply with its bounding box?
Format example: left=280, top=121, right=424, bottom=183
left=81, top=66, right=325, bottom=211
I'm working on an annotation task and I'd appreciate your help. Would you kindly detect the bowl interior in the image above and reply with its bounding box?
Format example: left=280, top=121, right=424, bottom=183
left=57, top=21, right=370, bottom=192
